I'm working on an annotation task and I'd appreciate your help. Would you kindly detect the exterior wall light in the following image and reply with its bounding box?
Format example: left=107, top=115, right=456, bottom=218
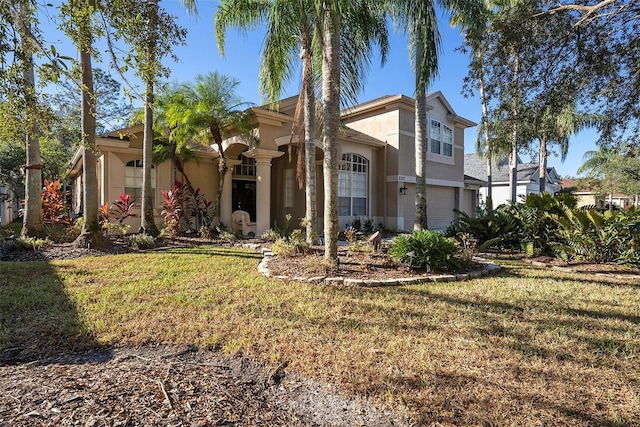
left=399, top=183, right=408, bottom=195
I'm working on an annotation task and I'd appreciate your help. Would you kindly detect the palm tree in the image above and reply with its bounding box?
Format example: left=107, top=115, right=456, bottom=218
left=172, top=72, right=255, bottom=226
left=105, top=0, right=196, bottom=236
left=533, top=103, right=598, bottom=193
left=147, top=84, right=198, bottom=193
left=314, top=0, right=389, bottom=264
left=577, top=146, right=621, bottom=210
left=390, top=0, right=485, bottom=229
left=216, top=0, right=319, bottom=243
left=216, top=0, right=388, bottom=245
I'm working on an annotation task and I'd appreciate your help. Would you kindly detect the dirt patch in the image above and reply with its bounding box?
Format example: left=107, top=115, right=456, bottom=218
left=0, top=345, right=409, bottom=426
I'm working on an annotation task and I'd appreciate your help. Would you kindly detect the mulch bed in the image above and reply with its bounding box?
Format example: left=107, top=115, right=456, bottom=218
left=0, top=346, right=408, bottom=427
left=266, top=245, right=485, bottom=281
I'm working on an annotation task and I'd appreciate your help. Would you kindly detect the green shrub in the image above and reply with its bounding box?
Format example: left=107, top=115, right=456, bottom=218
left=363, top=218, right=374, bottom=233
left=504, top=192, right=571, bottom=255
left=351, top=217, right=362, bottom=232
left=549, top=206, right=640, bottom=263
left=389, top=230, right=462, bottom=272
left=199, top=225, right=214, bottom=240
left=6, top=236, right=52, bottom=253
left=446, top=206, right=521, bottom=251
left=215, top=223, right=238, bottom=242
left=271, top=229, right=309, bottom=257
left=126, top=233, right=156, bottom=250
left=261, top=228, right=281, bottom=242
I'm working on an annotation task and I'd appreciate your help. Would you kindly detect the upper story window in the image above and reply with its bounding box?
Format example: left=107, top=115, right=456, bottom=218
left=234, top=155, right=256, bottom=176
left=338, top=153, right=368, bottom=216
left=429, top=119, right=453, bottom=158
left=125, top=160, right=155, bottom=205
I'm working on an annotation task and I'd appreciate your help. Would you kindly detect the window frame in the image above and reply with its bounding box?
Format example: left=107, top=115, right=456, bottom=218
left=124, top=159, right=156, bottom=206
left=338, top=153, right=368, bottom=217
left=427, top=119, right=455, bottom=164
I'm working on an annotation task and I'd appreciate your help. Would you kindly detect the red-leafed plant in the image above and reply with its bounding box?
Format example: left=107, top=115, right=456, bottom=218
left=42, top=179, right=72, bottom=235
left=110, top=193, right=138, bottom=224
left=162, top=181, right=190, bottom=238
left=99, top=203, right=110, bottom=225
left=193, top=187, right=213, bottom=231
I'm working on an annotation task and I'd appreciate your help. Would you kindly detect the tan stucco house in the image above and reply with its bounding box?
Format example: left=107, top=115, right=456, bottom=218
left=67, top=92, right=480, bottom=235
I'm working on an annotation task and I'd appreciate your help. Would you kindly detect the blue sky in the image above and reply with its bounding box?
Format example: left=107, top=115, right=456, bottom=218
left=40, top=0, right=598, bottom=177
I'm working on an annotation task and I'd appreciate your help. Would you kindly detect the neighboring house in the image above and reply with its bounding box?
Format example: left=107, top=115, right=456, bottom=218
left=67, top=92, right=480, bottom=234
left=465, top=153, right=561, bottom=208
left=0, top=186, right=16, bottom=227
left=561, top=178, right=638, bottom=209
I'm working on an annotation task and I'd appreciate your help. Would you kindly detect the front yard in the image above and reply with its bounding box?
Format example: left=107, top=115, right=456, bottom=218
left=1, top=246, right=639, bottom=425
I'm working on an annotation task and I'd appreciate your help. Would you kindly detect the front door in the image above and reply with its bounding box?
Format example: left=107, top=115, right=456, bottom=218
left=232, top=179, right=256, bottom=221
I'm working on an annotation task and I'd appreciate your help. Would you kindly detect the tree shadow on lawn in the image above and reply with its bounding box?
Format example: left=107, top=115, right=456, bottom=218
left=383, top=286, right=640, bottom=368
left=379, top=367, right=620, bottom=426
left=147, top=246, right=263, bottom=260
left=498, top=261, right=640, bottom=289
left=0, top=260, right=110, bottom=365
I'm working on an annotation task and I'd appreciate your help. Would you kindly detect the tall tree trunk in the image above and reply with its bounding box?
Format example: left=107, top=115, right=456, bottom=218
left=321, top=2, right=340, bottom=265
left=18, top=2, right=43, bottom=238
left=539, top=136, right=547, bottom=194
left=509, top=52, right=520, bottom=204
left=302, top=38, right=317, bottom=244
left=414, top=38, right=428, bottom=230
left=75, top=46, right=105, bottom=247
left=212, top=124, right=227, bottom=228
left=478, top=69, right=492, bottom=209
left=141, top=86, right=159, bottom=236
left=140, top=0, right=159, bottom=236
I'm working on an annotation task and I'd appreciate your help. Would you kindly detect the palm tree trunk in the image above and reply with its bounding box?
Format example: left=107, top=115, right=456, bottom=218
left=18, top=2, right=43, bottom=238
left=413, top=105, right=428, bottom=230
left=212, top=125, right=227, bottom=227
left=414, top=41, right=428, bottom=230
left=321, top=2, right=340, bottom=264
left=478, top=69, right=492, bottom=208
left=539, top=136, right=547, bottom=194
left=302, top=38, right=317, bottom=244
left=509, top=51, right=520, bottom=204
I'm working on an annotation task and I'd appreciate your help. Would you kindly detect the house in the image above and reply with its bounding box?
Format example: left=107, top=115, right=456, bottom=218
left=0, top=186, right=17, bottom=227
left=464, top=153, right=561, bottom=208
left=561, top=178, right=638, bottom=209
left=67, top=92, right=480, bottom=234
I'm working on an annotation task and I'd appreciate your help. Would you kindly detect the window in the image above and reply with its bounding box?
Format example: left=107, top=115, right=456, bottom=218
left=430, top=120, right=441, bottom=154
left=338, top=153, right=368, bottom=216
left=234, top=156, right=256, bottom=176
left=429, top=119, right=453, bottom=157
left=284, top=168, right=294, bottom=208
left=125, top=160, right=155, bottom=205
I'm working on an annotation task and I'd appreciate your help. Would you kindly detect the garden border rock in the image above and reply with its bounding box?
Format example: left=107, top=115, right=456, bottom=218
left=257, top=249, right=501, bottom=287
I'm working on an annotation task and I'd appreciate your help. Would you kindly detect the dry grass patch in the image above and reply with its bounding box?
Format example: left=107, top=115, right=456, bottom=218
left=1, top=249, right=639, bottom=425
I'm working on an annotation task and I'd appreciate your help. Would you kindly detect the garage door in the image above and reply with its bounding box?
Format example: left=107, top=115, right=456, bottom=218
left=426, top=186, right=456, bottom=230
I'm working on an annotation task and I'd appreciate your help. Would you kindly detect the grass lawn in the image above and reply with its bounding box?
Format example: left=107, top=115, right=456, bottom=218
left=1, top=246, right=639, bottom=425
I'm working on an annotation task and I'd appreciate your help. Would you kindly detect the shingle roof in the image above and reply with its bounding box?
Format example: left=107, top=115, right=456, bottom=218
left=464, top=153, right=540, bottom=183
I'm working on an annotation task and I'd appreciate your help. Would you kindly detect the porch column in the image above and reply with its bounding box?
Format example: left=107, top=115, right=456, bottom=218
left=244, top=148, right=284, bottom=236
left=220, top=159, right=241, bottom=227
